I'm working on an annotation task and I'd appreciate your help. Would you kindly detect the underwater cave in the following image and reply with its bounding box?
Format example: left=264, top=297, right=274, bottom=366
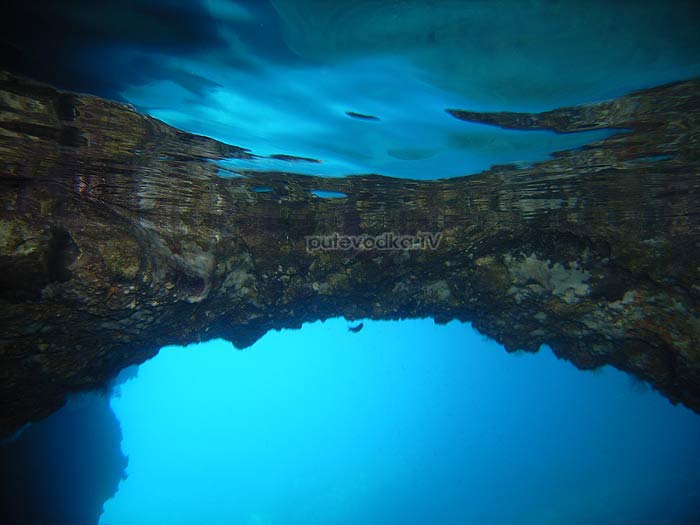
left=2, top=0, right=700, bottom=523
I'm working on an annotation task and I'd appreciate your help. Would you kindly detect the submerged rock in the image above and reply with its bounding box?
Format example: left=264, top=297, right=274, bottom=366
left=0, top=70, right=699, bottom=436
left=0, top=393, right=127, bottom=525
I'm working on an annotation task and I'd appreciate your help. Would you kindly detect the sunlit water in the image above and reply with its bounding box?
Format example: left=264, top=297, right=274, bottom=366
left=101, top=320, right=700, bottom=525
left=124, top=56, right=619, bottom=178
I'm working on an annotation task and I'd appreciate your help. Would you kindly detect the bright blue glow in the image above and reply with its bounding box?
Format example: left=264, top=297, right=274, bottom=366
left=101, top=319, right=700, bottom=525
left=311, top=190, right=347, bottom=199
left=122, top=57, right=618, bottom=179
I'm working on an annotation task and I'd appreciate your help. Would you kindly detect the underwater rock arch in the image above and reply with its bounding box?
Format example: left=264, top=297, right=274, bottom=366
left=1, top=71, right=699, bottom=436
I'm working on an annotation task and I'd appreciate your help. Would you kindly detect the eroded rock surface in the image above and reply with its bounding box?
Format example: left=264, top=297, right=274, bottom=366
left=1, top=71, right=699, bottom=436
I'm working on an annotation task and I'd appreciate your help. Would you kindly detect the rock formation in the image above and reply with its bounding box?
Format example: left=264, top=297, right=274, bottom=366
left=1, top=71, right=699, bottom=437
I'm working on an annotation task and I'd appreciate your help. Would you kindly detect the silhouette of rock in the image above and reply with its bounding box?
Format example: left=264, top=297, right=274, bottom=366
left=0, top=394, right=127, bottom=525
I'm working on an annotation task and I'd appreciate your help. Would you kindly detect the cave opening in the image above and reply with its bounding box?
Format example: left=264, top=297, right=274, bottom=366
left=90, top=318, right=700, bottom=525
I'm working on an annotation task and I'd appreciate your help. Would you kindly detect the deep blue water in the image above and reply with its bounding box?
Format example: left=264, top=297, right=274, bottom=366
left=0, top=394, right=127, bottom=525
left=2, top=1, right=700, bottom=523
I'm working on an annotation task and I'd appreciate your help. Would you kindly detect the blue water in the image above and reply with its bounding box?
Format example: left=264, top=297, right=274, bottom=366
left=6, top=1, right=699, bottom=178
left=107, top=0, right=700, bottom=178
left=101, top=319, right=700, bottom=525
left=125, top=56, right=619, bottom=178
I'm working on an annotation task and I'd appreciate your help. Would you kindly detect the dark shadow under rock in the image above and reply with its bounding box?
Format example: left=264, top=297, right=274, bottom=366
left=0, top=394, right=127, bottom=525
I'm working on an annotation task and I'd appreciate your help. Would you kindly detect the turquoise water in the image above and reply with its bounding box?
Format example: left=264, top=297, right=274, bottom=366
left=101, top=320, right=700, bottom=525
left=124, top=56, right=619, bottom=178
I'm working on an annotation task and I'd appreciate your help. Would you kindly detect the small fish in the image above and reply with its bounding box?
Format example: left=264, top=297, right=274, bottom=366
left=348, top=322, right=364, bottom=333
